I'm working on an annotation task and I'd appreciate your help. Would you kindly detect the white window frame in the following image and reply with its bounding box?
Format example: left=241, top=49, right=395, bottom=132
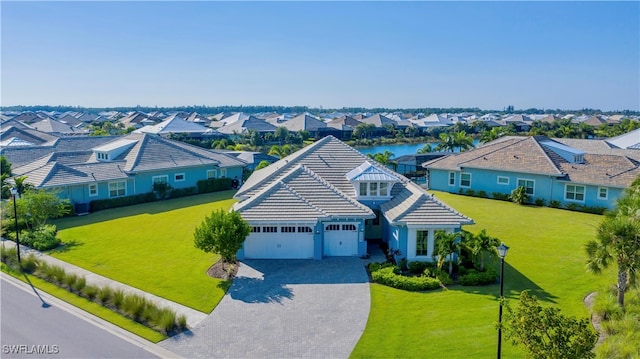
left=448, top=172, right=456, bottom=186
left=497, top=176, right=509, bottom=185
left=220, top=168, right=227, bottom=178
left=565, top=184, right=585, bottom=202
left=88, top=183, right=98, bottom=197
left=415, top=230, right=429, bottom=257
left=207, top=169, right=217, bottom=179
left=460, top=172, right=471, bottom=188
left=516, top=178, right=535, bottom=195
left=174, top=173, right=185, bottom=182
left=152, top=175, right=169, bottom=185
left=598, top=187, right=608, bottom=200
left=108, top=181, right=126, bottom=198
left=380, top=182, right=389, bottom=196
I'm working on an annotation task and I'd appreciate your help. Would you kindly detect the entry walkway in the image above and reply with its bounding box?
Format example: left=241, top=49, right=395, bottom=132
left=1, top=239, right=207, bottom=329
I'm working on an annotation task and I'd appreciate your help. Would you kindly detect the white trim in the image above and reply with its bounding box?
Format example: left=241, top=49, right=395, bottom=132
left=448, top=171, right=456, bottom=186
left=516, top=178, right=535, bottom=195
left=598, top=187, right=608, bottom=200
left=564, top=183, right=586, bottom=202
left=207, top=169, right=218, bottom=179
left=497, top=176, right=509, bottom=185
left=220, top=168, right=227, bottom=178
left=174, top=173, right=185, bottom=182
left=88, top=183, right=98, bottom=197
left=460, top=172, right=471, bottom=188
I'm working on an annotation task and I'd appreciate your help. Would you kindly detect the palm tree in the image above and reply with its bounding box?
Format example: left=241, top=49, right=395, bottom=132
left=452, top=131, right=474, bottom=152
left=585, top=215, right=640, bottom=307
left=434, top=231, right=462, bottom=275
left=435, top=133, right=455, bottom=152
left=465, top=229, right=500, bottom=272
left=417, top=144, right=433, bottom=153
left=480, top=127, right=503, bottom=144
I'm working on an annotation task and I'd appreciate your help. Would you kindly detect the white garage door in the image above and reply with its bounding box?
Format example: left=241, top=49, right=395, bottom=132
left=244, top=224, right=315, bottom=259
left=323, top=222, right=359, bottom=256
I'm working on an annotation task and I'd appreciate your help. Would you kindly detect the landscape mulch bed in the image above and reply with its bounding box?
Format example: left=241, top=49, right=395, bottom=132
left=206, top=259, right=238, bottom=280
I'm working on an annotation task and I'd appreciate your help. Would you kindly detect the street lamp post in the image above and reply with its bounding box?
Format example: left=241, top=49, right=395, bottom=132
left=10, top=187, right=21, bottom=264
left=497, top=242, right=509, bottom=359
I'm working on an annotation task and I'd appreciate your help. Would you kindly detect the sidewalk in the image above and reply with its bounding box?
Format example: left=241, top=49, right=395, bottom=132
left=1, top=239, right=208, bottom=329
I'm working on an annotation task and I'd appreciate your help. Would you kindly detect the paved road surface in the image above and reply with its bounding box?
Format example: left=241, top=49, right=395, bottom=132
left=1, top=275, right=169, bottom=359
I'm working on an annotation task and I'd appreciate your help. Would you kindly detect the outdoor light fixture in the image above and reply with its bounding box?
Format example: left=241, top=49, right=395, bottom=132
left=10, top=187, right=21, bottom=264
left=497, top=242, right=509, bottom=358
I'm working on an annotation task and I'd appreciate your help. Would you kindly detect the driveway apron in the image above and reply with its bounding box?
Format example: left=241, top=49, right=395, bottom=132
left=160, top=257, right=370, bottom=358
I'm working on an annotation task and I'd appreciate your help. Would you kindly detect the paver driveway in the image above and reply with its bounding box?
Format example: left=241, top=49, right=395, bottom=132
left=160, top=257, right=371, bottom=358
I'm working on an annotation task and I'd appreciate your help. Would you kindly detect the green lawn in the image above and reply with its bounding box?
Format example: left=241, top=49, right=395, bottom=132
left=351, top=191, right=613, bottom=358
left=51, top=191, right=237, bottom=313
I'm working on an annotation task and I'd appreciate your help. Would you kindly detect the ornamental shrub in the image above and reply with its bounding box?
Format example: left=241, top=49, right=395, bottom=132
left=371, top=266, right=441, bottom=291
left=458, top=269, right=499, bottom=286
left=21, top=224, right=60, bottom=251
left=407, top=261, right=434, bottom=275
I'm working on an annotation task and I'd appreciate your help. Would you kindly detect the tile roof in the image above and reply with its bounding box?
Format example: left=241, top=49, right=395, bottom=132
left=281, top=114, right=327, bottom=132
left=424, top=136, right=565, bottom=176
left=135, top=116, right=213, bottom=135
left=361, top=114, right=396, bottom=127
left=233, top=165, right=374, bottom=221
left=381, top=182, right=473, bottom=226
left=8, top=133, right=245, bottom=188
left=425, top=135, right=640, bottom=188
left=0, top=125, right=59, bottom=145
left=31, top=118, right=87, bottom=134
left=217, top=116, right=277, bottom=134
left=236, top=136, right=473, bottom=227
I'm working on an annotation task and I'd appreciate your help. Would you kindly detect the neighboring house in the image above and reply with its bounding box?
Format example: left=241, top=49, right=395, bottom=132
left=324, top=116, right=361, bottom=139
left=217, top=116, right=277, bottom=136
left=227, top=151, right=279, bottom=171
left=280, top=114, right=327, bottom=138
left=31, top=118, right=88, bottom=135
left=3, top=133, right=245, bottom=212
left=0, top=125, right=60, bottom=145
left=423, top=135, right=640, bottom=210
left=134, top=115, right=216, bottom=137
left=605, top=128, right=640, bottom=150
left=233, top=136, right=473, bottom=260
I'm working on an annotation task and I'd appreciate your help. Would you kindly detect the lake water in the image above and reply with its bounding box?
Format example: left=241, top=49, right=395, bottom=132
left=356, top=142, right=432, bottom=157
left=357, top=139, right=480, bottom=158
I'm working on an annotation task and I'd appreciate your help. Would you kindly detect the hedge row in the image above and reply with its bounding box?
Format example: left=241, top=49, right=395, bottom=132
left=370, top=266, right=442, bottom=291
left=1, top=248, right=187, bottom=335
left=196, top=178, right=232, bottom=194
left=89, top=178, right=230, bottom=212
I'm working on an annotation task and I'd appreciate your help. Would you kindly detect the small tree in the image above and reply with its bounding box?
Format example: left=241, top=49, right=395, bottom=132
left=15, top=188, right=70, bottom=231
left=193, top=210, right=251, bottom=263
left=465, top=229, right=500, bottom=272
left=510, top=186, right=528, bottom=205
left=502, top=291, right=597, bottom=359
left=433, top=231, right=462, bottom=275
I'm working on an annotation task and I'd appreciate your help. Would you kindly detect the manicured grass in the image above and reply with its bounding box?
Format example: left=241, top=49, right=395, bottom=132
left=351, top=191, right=613, bottom=358
left=51, top=191, right=237, bottom=313
left=1, top=265, right=166, bottom=343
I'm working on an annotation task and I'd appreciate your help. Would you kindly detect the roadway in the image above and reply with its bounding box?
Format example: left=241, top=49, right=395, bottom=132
left=1, top=274, right=177, bottom=358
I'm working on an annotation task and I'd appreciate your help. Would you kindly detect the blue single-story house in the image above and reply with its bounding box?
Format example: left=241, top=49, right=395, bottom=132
left=233, top=135, right=473, bottom=260
left=2, top=133, right=245, bottom=210
left=423, top=135, right=640, bottom=210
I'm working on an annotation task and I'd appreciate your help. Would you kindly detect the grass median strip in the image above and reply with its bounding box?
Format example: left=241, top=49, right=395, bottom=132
left=1, top=264, right=166, bottom=343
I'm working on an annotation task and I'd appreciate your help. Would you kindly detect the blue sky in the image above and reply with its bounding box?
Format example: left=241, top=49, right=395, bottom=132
left=2, top=1, right=638, bottom=111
